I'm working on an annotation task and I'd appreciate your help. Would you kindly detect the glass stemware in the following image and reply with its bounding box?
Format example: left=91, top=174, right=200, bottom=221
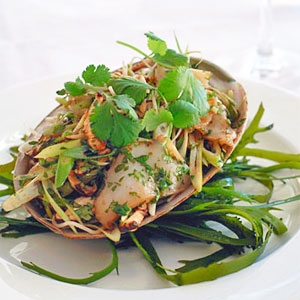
left=225, top=0, right=300, bottom=94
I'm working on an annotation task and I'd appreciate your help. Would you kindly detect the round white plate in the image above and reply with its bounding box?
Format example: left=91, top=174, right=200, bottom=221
left=1, top=76, right=300, bottom=300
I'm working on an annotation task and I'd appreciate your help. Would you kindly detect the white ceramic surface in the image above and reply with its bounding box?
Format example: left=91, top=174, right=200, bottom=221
left=1, top=77, right=300, bottom=299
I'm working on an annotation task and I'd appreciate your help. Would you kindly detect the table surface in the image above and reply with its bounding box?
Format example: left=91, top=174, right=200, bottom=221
left=1, top=0, right=300, bottom=94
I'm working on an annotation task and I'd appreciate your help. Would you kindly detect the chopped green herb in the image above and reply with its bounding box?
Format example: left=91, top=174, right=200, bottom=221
left=110, top=201, right=131, bottom=216
left=154, top=168, right=172, bottom=192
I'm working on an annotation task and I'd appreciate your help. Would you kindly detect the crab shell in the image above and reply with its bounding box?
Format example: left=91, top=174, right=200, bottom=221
left=13, top=58, right=248, bottom=239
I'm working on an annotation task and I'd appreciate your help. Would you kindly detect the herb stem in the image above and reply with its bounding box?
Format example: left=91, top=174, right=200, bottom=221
left=116, top=41, right=149, bottom=59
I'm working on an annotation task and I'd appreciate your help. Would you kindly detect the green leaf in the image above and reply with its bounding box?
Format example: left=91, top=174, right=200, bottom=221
left=230, top=103, right=272, bottom=160
left=112, top=95, right=138, bottom=119
left=166, top=233, right=269, bottom=285
left=90, top=102, right=114, bottom=142
left=176, top=247, right=239, bottom=272
left=145, top=32, right=167, bottom=56
left=130, top=231, right=167, bottom=276
left=180, top=69, right=209, bottom=116
left=168, top=100, right=200, bottom=128
left=153, top=49, right=188, bottom=68
left=234, top=148, right=300, bottom=163
left=109, top=77, right=154, bottom=104
left=0, top=153, right=17, bottom=198
left=110, top=110, right=143, bottom=147
left=64, top=77, right=85, bottom=96
left=132, top=224, right=270, bottom=286
left=0, top=186, right=14, bottom=197
left=158, top=67, right=209, bottom=116
left=0, top=156, right=16, bottom=174
left=153, top=221, right=253, bottom=246
left=56, top=89, right=66, bottom=96
left=21, top=240, right=118, bottom=285
left=117, top=33, right=187, bottom=68
left=90, top=101, right=143, bottom=147
left=142, top=109, right=173, bottom=132
left=0, top=215, right=48, bottom=237
left=82, top=64, right=111, bottom=86
left=158, top=67, right=185, bottom=101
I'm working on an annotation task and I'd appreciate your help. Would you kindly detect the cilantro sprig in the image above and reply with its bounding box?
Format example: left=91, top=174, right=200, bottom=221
left=117, top=31, right=188, bottom=68
left=89, top=95, right=143, bottom=147
left=116, top=32, right=209, bottom=128
left=154, top=68, right=209, bottom=130
left=60, top=64, right=111, bottom=96
left=57, top=32, right=213, bottom=147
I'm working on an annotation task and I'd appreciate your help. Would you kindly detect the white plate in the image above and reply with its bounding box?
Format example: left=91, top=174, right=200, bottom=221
left=1, top=76, right=300, bottom=300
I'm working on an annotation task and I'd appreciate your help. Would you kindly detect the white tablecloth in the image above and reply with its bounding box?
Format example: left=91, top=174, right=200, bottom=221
left=1, top=0, right=300, bottom=93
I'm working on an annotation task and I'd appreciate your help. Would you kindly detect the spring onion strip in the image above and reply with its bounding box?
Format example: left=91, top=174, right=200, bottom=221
left=189, top=139, right=203, bottom=192
left=166, top=139, right=184, bottom=162
left=151, top=92, right=158, bottom=113
left=202, top=144, right=223, bottom=168
left=41, top=180, right=77, bottom=233
left=2, top=176, right=41, bottom=211
left=51, top=184, right=83, bottom=224
left=178, top=129, right=188, bottom=159
left=35, top=139, right=81, bottom=159
left=73, top=113, right=86, bottom=133
left=148, top=202, right=157, bottom=216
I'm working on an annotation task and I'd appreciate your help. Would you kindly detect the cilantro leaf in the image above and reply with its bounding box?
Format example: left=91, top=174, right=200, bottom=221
left=142, top=109, right=173, bottom=132
left=145, top=32, right=167, bottom=56
left=75, top=203, right=94, bottom=221
left=168, top=100, right=200, bottom=128
left=110, top=201, right=131, bottom=216
left=56, top=88, right=66, bottom=96
left=112, top=95, right=138, bottom=119
left=90, top=102, right=114, bottom=141
left=64, top=77, right=85, bottom=96
left=117, top=32, right=188, bottom=69
left=158, top=67, right=186, bottom=101
left=82, top=64, right=111, bottom=86
left=110, top=110, right=143, bottom=147
left=109, top=77, right=154, bottom=104
left=158, top=67, right=209, bottom=116
left=180, top=69, right=209, bottom=116
left=90, top=101, right=142, bottom=147
left=153, top=49, right=188, bottom=68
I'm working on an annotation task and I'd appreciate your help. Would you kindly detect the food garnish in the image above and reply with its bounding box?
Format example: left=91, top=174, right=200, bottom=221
left=1, top=32, right=247, bottom=240
left=1, top=32, right=300, bottom=286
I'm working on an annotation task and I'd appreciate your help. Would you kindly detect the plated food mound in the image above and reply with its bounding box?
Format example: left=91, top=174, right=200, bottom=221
left=2, top=33, right=248, bottom=241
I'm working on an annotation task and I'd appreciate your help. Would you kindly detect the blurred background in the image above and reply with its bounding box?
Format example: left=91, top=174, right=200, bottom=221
left=0, top=0, right=300, bottom=93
